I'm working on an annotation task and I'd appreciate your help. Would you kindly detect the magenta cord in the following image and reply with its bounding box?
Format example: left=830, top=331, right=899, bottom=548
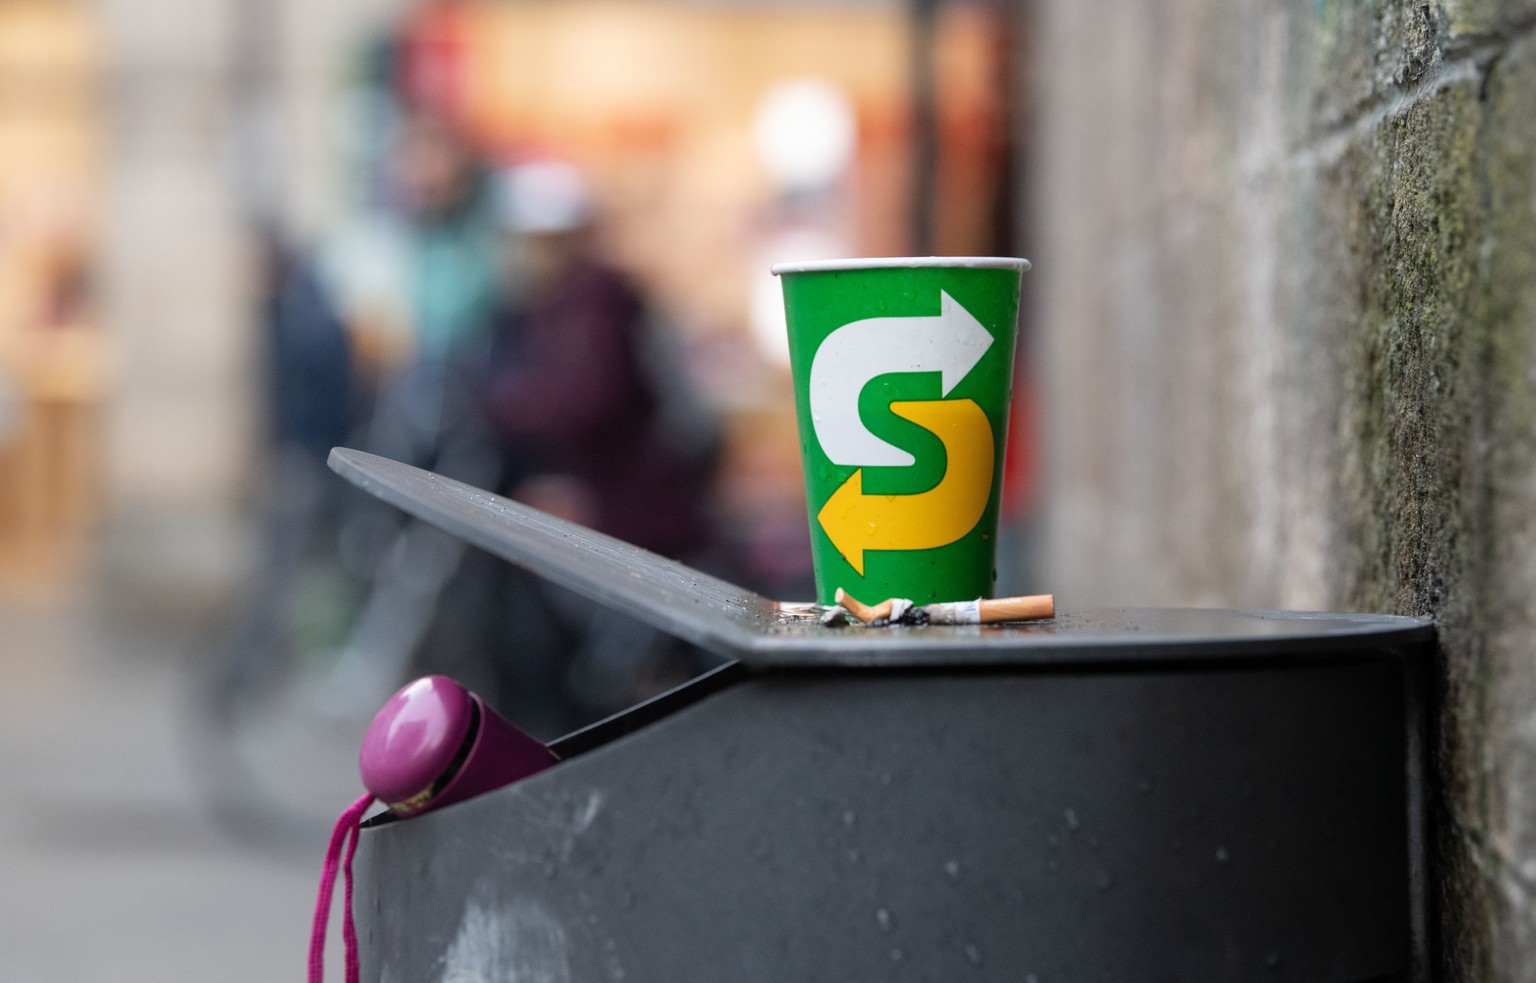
left=309, top=793, right=375, bottom=983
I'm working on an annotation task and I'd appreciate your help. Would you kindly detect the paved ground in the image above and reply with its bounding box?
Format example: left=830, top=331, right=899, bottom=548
left=0, top=594, right=362, bottom=982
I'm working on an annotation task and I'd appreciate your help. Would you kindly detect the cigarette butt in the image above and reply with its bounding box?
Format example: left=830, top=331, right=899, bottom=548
left=978, top=594, right=1054, bottom=623
left=835, top=588, right=894, bottom=624
left=922, top=594, right=1054, bottom=625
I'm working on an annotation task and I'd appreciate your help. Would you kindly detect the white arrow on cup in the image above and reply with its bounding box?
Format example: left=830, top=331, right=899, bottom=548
left=808, top=290, right=994, bottom=467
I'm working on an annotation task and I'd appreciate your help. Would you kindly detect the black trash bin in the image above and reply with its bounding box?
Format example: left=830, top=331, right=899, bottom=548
left=332, top=450, right=1433, bottom=983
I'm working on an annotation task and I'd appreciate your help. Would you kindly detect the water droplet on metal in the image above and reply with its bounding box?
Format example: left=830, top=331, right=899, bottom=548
left=1264, top=950, right=1281, bottom=970
left=1215, top=846, right=1231, bottom=864
left=875, top=908, right=892, bottom=932
left=1064, top=808, right=1081, bottom=831
left=843, top=809, right=856, bottom=828
left=943, top=859, right=961, bottom=880
left=889, top=949, right=903, bottom=962
left=964, top=944, right=983, bottom=966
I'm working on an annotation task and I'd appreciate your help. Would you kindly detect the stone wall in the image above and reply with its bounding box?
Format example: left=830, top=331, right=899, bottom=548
left=1033, top=0, right=1536, bottom=976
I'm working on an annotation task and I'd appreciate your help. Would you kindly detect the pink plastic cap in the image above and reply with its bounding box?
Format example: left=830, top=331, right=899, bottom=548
left=359, top=675, right=476, bottom=805
left=359, top=675, right=559, bottom=816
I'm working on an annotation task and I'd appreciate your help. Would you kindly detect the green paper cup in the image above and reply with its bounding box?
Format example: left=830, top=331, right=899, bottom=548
left=772, top=256, right=1029, bottom=606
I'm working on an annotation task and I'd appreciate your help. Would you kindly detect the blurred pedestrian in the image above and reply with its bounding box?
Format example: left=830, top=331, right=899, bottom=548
left=363, top=111, right=501, bottom=473
left=323, top=113, right=509, bottom=712
left=450, top=161, right=720, bottom=727
left=482, top=161, right=711, bottom=559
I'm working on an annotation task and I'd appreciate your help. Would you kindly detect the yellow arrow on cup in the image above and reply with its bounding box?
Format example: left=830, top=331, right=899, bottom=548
left=817, top=397, right=995, bottom=576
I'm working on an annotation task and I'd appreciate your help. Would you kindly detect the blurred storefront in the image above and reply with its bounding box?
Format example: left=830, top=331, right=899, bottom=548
left=0, top=0, right=1026, bottom=604
left=0, top=0, right=103, bottom=597
left=331, top=0, right=1020, bottom=592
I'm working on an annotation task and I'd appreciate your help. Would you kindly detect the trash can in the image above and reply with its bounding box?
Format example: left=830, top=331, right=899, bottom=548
left=332, top=449, right=1433, bottom=983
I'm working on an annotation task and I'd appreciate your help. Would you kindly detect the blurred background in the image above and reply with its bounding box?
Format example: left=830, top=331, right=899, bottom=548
left=0, top=0, right=1036, bottom=978
left=5, top=0, right=1536, bottom=979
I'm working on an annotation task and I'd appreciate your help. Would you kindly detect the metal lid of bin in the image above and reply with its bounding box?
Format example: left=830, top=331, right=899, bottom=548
left=329, top=449, right=1434, bottom=669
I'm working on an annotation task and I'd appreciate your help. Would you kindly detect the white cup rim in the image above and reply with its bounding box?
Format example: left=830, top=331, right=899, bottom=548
left=771, top=256, right=1030, bottom=275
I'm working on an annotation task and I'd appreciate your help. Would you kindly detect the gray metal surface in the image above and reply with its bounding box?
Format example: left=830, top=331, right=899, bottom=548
left=334, top=449, right=1432, bottom=981
left=356, top=658, right=1421, bottom=982
left=328, top=448, right=1434, bottom=668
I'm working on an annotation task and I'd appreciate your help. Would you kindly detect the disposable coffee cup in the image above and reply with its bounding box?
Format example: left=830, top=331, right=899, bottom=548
left=772, top=256, right=1029, bottom=606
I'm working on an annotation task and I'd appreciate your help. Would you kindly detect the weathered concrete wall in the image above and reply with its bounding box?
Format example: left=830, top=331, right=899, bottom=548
left=1033, top=0, right=1536, bottom=976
